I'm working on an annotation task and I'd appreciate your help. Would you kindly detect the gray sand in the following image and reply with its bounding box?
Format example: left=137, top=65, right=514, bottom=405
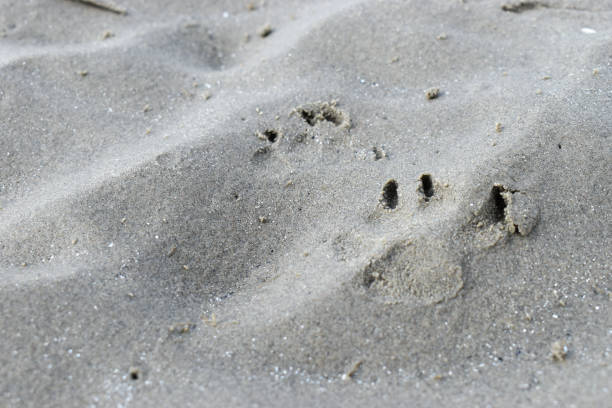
left=1, top=0, right=611, bottom=406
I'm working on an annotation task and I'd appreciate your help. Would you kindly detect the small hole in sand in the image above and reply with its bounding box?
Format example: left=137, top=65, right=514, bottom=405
left=558, top=143, right=562, bottom=149
left=381, top=179, right=399, bottom=209
left=420, top=174, right=434, bottom=199
left=295, top=103, right=347, bottom=127
left=490, top=185, right=508, bottom=222
left=321, top=109, right=343, bottom=126
left=263, top=129, right=279, bottom=143
left=501, top=1, right=542, bottom=13
left=299, top=109, right=316, bottom=126
left=129, top=368, right=140, bottom=380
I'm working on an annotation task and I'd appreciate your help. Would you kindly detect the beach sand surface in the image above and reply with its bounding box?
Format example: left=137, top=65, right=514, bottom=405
left=0, top=0, right=611, bottom=406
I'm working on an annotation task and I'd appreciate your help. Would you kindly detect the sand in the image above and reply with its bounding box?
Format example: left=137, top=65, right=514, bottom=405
left=1, top=0, right=611, bottom=406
